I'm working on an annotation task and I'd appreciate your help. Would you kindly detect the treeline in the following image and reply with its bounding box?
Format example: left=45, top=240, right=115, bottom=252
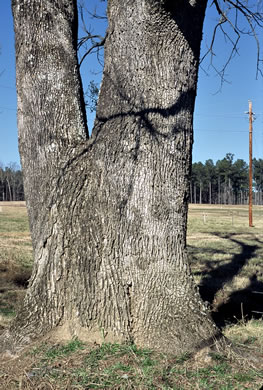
left=191, top=153, right=263, bottom=205
left=1, top=155, right=263, bottom=205
left=0, top=162, right=24, bottom=201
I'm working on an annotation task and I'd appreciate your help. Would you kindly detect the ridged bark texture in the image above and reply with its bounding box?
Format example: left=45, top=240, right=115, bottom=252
left=5, top=0, right=222, bottom=354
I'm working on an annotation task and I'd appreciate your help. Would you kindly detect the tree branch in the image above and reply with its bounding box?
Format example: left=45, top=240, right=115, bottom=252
left=77, top=0, right=106, bottom=68
left=202, top=0, right=263, bottom=84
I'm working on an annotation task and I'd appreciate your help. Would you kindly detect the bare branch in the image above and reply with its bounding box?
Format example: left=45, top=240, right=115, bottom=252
left=78, top=34, right=106, bottom=67
left=77, top=0, right=107, bottom=68
left=202, top=0, right=263, bottom=85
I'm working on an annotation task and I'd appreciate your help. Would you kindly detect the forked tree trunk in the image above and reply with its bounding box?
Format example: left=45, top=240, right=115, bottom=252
left=5, top=0, right=222, bottom=354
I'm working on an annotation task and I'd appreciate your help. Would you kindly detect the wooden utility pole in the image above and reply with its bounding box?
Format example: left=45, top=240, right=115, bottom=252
left=248, top=100, right=253, bottom=227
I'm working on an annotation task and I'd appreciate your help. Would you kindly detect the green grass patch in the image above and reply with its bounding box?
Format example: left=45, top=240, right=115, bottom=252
left=44, top=338, right=85, bottom=360
left=31, top=338, right=85, bottom=362
left=0, top=303, right=16, bottom=317
left=15, top=339, right=260, bottom=389
left=0, top=213, right=30, bottom=233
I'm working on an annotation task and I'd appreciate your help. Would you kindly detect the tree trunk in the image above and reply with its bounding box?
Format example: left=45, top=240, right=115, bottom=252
left=224, top=181, right=227, bottom=204
left=218, top=176, right=220, bottom=204
left=228, top=177, right=232, bottom=205
left=6, top=178, right=12, bottom=201
left=5, top=0, right=221, bottom=354
left=199, top=181, right=202, bottom=204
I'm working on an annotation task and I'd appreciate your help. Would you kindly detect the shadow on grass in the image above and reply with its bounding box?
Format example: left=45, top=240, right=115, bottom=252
left=192, top=233, right=263, bottom=328
left=214, top=274, right=263, bottom=327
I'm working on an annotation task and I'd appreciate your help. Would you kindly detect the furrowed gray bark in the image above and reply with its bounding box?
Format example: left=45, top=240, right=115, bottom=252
left=4, top=0, right=222, bottom=354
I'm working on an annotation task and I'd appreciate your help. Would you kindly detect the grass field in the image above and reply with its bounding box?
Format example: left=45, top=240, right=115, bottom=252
left=0, top=202, right=32, bottom=329
left=0, top=202, right=263, bottom=389
left=188, top=204, right=263, bottom=327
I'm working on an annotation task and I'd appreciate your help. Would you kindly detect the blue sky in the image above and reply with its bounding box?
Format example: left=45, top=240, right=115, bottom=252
left=0, top=1, right=262, bottom=167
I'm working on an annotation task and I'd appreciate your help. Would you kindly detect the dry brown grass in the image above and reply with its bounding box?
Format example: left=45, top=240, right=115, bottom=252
left=0, top=202, right=32, bottom=329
